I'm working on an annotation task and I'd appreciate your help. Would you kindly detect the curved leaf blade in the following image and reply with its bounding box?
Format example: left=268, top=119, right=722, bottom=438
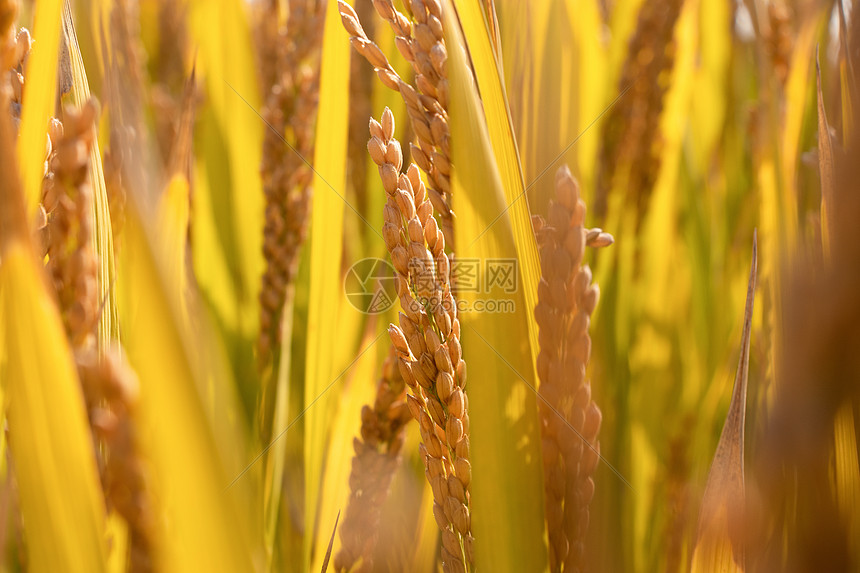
left=692, top=233, right=757, bottom=573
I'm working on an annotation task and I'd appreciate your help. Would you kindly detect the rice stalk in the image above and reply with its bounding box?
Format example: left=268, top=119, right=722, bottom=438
left=338, top=0, right=455, bottom=250
left=595, top=0, right=684, bottom=223
left=334, top=346, right=411, bottom=572
left=62, top=0, right=122, bottom=348
left=370, top=108, right=472, bottom=573
left=531, top=165, right=612, bottom=572
left=256, top=0, right=326, bottom=372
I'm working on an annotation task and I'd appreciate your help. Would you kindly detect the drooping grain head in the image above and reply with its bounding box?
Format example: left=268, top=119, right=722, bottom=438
left=256, top=0, right=326, bottom=372
left=335, top=346, right=412, bottom=572
left=43, top=99, right=101, bottom=349
left=369, top=107, right=473, bottom=573
left=595, top=0, right=684, bottom=224
left=339, top=0, right=456, bottom=250
left=534, top=165, right=612, bottom=572
left=764, top=1, right=793, bottom=87
left=77, top=346, right=156, bottom=573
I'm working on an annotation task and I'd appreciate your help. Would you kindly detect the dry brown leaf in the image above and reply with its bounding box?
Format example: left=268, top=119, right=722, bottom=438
left=691, top=231, right=757, bottom=573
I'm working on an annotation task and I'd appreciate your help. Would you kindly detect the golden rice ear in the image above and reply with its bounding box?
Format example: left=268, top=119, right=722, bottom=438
left=339, top=0, right=456, bottom=248
left=533, top=164, right=611, bottom=572
left=335, top=346, right=410, bottom=572
left=366, top=106, right=473, bottom=572
left=594, top=0, right=684, bottom=224
left=256, top=0, right=326, bottom=374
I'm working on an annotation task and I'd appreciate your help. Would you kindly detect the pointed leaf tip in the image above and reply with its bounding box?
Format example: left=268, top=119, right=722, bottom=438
left=320, top=510, right=341, bottom=573
left=691, top=234, right=757, bottom=573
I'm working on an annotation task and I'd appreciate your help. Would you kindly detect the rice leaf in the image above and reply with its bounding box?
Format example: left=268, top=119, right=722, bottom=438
left=1, top=246, right=110, bottom=572
left=311, top=326, right=377, bottom=572
left=320, top=510, right=341, bottom=573
left=526, top=0, right=568, bottom=215
left=832, top=403, right=860, bottom=561
left=691, top=233, right=757, bottom=573
left=303, top=2, right=351, bottom=568
left=17, top=0, right=63, bottom=216
left=445, top=4, right=547, bottom=570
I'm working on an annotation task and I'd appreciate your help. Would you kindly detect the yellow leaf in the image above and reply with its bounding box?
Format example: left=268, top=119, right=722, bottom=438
left=303, top=1, right=351, bottom=568
left=18, top=0, right=63, bottom=216
left=188, top=0, right=264, bottom=344
left=2, top=82, right=108, bottom=573
left=449, top=0, right=540, bottom=382
left=2, top=246, right=109, bottom=572
left=156, top=174, right=191, bottom=302
left=446, top=3, right=547, bottom=570
left=122, top=203, right=254, bottom=572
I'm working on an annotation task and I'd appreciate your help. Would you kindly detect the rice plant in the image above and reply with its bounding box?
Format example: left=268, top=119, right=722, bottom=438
left=0, top=0, right=857, bottom=572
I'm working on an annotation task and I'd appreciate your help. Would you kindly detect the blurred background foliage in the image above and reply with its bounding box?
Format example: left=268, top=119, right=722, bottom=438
left=0, top=0, right=858, bottom=571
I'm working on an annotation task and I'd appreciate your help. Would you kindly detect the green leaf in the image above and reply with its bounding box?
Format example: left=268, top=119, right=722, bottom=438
left=17, top=0, right=63, bottom=216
